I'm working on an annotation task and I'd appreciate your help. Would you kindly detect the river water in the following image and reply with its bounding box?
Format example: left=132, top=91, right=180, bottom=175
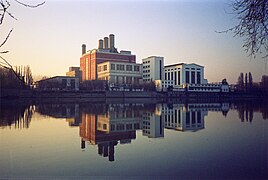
left=0, top=100, right=267, bottom=179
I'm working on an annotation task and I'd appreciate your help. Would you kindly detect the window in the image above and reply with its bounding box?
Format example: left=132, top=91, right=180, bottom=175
left=171, top=72, right=173, bottom=80
left=197, top=111, right=201, bottom=123
left=178, top=110, right=181, bottom=124
left=116, top=124, right=124, bottom=131
left=111, top=124, right=115, bottom=131
left=159, top=60, right=162, bottom=80
left=197, top=72, right=201, bottom=84
left=116, top=64, right=120, bottom=70
left=186, top=71, right=189, bottom=83
left=134, top=66, right=140, bottom=71
left=191, top=71, right=195, bottom=84
left=134, top=123, right=140, bottom=129
left=111, top=64, right=115, bottom=70
left=165, top=73, right=167, bottom=80
left=98, top=66, right=101, bottom=72
left=126, top=124, right=132, bottom=130
left=192, top=112, right=196, bottom=124
left=175, top=71, right=177, bottom=85
left=126, top=76, right=132, bottom=84
left=103, top=65, right=107, bottom=71
left=134, top=77, right=139, bottom=84
left=178, top=71, right=180, bottom=85
left=126, top=65, right=132, bottom=71
left=168, top=72, right=170, bottom=80
left=186, top=112, right=190, bottom=125
left=117, top=64, right=124, bottom=71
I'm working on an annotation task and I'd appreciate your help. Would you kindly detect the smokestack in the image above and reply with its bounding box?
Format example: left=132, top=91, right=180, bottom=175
left=104, top=37, right=109, bottom=49
left=82, top=44, right=86, bottom=55
left=98, top=39, right=104, bottom=49
left=109, top=34, right=115, bottom=50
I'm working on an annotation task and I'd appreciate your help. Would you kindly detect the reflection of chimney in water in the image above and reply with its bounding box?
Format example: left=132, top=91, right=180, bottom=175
left=98, top=144, right=103, bottom=155
left=104, top=37, right=109, bottom=49
left=108, top=141, right=115, bottom=162
left=81, top=139, right=85, bottom=149
left=103, top=144, right=108, bottom=157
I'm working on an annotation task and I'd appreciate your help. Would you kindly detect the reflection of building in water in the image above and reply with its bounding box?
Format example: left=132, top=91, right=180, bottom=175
left=162, top=104, right=206, bottom=132
left=142, top=104, right=164, bottom=138
left=160, top=103, right=230, bottom=132
left=36, top=103, right=80, bottom=126
left=79, top=104, right=143, bottom=161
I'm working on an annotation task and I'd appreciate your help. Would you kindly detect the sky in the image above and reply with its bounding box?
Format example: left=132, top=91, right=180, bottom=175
left=1, top=0, right=268, bottom=83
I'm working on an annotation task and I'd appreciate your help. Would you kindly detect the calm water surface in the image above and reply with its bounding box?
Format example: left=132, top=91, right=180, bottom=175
left=0, top=100, right=267, bottom=179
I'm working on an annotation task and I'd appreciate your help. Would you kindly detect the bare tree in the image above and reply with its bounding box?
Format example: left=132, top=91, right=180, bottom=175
left=0, top=0, right=45, bottom=85
left=219, top=0, right=268, bottom=58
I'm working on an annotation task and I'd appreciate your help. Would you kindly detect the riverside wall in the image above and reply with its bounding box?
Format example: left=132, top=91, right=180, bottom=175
left=0, top=89, right=266, bottom=101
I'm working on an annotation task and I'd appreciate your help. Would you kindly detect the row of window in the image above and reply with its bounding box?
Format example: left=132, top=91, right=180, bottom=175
left=143, top=79, right=152, bottom=82
left=165, top=71, right=181, bottom=85
left=110, top=76, right=141, bottom=84
left=143, top=74, right=150, bottom=78
left=109, top=64, right=140, bottom=72
left=143, top=65, right=150, bottom=69
left=143, top=69, right=150, bottom=73
left=110, top=123, right=140, bottom=131
left=143, top=60, right=150, bottom=64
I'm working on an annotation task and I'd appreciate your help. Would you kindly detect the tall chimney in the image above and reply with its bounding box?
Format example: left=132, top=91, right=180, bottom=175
left=98, top=39, right=104, bottom=49
left=109, top=34, right=115, bottom=50
left=104, top=37, right=109, bottom=49
left=82, top=44, right=86, bottom=55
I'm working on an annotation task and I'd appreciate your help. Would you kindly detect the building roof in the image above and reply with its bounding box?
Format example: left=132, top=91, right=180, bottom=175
left=164, top=63, right=185, bottom=68
left=142, top=56, right=163, bottom=60
left=36, top=76, right=78, bottom=83
left=164, top=63, right=204, bottom=68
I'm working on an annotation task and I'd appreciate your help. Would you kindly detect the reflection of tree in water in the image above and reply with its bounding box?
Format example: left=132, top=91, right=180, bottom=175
left=234, top=100, right=268, bottom=122
left=0, top=101, right=34, bottom=128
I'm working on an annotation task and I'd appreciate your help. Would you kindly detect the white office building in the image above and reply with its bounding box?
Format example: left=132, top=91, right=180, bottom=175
left=163, top=63, right=207, bottom=89
left=142, top=56, right=164, bottom=82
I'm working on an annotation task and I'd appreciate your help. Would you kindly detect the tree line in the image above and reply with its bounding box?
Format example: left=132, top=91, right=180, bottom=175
left=236, top=72, right=268, bottom=93
left=0, top=65, right=33, bottom=89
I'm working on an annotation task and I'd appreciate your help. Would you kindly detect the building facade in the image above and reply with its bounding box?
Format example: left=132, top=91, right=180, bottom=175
left=97, top=61, right=142, bottom=85
left=66, top=67, right=82, bottom=82
left=142, top=56, right=164, bottom=82
left=80, top=34, right=136, bottom=81
left=163, top=63, right=207, bottom=89
left=36, top=76, right=79, bottom=91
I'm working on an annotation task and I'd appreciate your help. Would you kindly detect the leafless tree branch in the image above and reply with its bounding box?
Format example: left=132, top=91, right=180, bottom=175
left=14, top=0, right=45, bottom=8
left=218, top=0, right=268, bottom=58
left=0, top=28, right=13, bottom=48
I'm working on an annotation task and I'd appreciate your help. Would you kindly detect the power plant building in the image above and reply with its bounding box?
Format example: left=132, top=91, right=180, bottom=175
left=97, top=61, right=142, bottom=85
left=80, top=34, right=136, bottom=81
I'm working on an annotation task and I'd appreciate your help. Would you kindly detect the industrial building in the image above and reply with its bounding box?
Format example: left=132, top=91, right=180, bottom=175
left=35, top=76, right=79, bottom=91
left=97, top=61, right=142, bottom=86
left=66, top=66, right=82, bottom=82
left=80, top=34, right=136, bottom=81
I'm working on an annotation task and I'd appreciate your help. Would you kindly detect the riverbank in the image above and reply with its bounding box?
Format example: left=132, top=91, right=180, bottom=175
left=1, top=89, right=267, bottom=101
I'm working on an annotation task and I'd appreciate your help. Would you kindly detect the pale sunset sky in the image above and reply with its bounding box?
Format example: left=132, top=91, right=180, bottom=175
left=1, top=0, right=267, bottom=83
